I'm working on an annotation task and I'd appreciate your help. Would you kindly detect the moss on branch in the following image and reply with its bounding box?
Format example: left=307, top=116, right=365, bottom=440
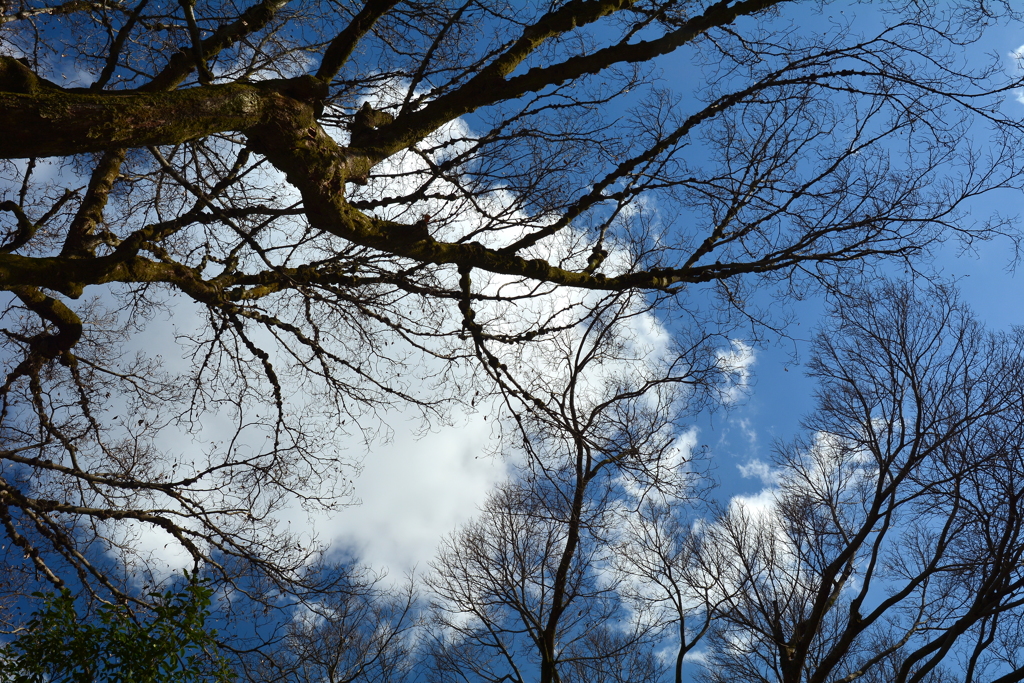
left=0, top=68, right=268, bottom=158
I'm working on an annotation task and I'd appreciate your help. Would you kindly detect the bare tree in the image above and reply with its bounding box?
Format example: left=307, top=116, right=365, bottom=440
left=238, top=565, right=417, bottom=683
left=692, top=282, right=1024, bottom=683
left=0, top=0, right=1022, bottom=647
left=612, top=498, right=731, bottom=683
left=424, top=479, right=663, bottom=683
left=422, top=290, right=721, bottom=683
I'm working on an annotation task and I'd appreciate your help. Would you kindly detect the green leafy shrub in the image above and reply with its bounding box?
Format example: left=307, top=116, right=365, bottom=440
left=0, top=577, right=234, bottom=683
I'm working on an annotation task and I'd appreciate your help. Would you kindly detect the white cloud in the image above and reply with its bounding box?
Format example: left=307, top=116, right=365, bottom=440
left=618, top=426, right=699, bottom=504
left=737, top=458, right=777, bottom=486
left=0, top=76, right=697, bottom=594
left=1005, top=44, right=1024, bottom=104
left=321, top=409, right=508, bottom=578
left=716, top=340, right=755, bottom=405
left=103, top=518, right=199, bottom=583
left=727, top=488, right=777, bottom=524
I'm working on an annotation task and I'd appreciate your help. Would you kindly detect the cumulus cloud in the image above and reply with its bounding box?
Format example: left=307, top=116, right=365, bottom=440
left=2, top=76, right=695, bottom=589
left=698, top=427, right=880, bottom=606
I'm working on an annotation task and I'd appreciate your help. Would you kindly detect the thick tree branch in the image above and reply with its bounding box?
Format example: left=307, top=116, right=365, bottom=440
left=0, top=0, right=106, bottom=25
left=60, top=149, right=127, bottom=257
left=356, top=0, right=788, bottom=160
left=143, top=0, right=290, bottom=92
left=0, top=75, right=278, bottom=158
left=315, top=0, right=403, bottom=83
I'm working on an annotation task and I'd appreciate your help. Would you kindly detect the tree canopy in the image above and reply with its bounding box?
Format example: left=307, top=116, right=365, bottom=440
left=2, top=0, right=1024, bottom=681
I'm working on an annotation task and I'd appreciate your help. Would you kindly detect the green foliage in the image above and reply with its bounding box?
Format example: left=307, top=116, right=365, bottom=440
left=0, top=577, right=235, bottom=683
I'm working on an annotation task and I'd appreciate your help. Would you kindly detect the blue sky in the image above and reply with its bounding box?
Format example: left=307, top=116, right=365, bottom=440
left=287, top=2, right=1024, bottom=581
left=699, top=190, right=1024, bottom=506
left=6, top=7, right=1024, bottom=677
left=1, top=7, right=1024, bottom=683
left=654, top=4, right=1024, bottom=510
